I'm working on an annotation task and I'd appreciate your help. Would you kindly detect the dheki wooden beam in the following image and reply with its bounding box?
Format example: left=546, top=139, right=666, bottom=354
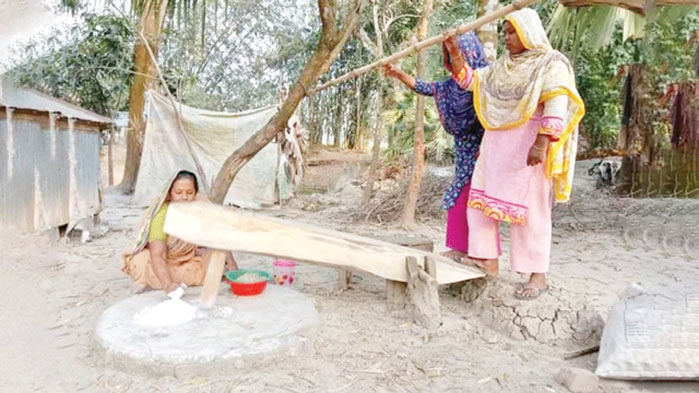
left=163, top=202, right=484, bottom=285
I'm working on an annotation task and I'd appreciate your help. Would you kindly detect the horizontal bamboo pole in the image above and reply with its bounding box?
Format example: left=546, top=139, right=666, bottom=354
left=306, top=0, right=541, bottom=96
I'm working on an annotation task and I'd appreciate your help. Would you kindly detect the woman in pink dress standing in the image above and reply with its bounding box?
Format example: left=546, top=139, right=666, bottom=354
left=443, top=8, right=585, bottom=299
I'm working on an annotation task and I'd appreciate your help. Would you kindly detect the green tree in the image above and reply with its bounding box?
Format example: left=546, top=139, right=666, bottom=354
left=8, top=14, right=134, bottom=117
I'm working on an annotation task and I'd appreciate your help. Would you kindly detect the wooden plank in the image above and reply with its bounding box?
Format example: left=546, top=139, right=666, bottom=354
left=376, top=235, right=434, bottom=252
left=164, top=202, right=484, bottom=284
left=199, top=250, right=227, bottom=308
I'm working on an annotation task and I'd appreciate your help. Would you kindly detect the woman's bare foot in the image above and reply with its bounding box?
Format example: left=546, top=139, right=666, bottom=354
left=440, top=249, right=468, bottom=262
left=514, top=273, right=547, bottom=299
left=465, top=257, right=499, bottom=276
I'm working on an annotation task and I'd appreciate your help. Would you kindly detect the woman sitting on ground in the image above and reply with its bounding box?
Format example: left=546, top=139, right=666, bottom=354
left=123, top=170, right=238, bottom=295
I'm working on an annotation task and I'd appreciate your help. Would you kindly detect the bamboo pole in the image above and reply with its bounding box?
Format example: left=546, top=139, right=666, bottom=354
left=306, top=0, right=540, bottom=96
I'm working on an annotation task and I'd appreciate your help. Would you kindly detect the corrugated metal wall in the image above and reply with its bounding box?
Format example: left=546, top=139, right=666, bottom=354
left=0, top=110, right=101, bottom=232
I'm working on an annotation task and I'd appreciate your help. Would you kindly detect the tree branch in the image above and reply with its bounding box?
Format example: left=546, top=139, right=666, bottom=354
left=318, top=0, right=339, bottom=41
left=384, top=13, right=419, bottom=32
left=323, top=0, right=363, bottom=74
left=356, top=27, right=378, bottom=57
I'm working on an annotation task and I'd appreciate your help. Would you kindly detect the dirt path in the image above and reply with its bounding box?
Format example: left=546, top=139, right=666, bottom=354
left=2, top=152, right=699, bottom=392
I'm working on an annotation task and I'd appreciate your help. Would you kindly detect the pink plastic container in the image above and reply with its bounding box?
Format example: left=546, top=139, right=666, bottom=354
left=273, top=259, right=296, bottom=286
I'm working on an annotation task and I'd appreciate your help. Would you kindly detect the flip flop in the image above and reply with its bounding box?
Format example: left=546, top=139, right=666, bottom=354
left=514, top=285, right=548, bottom=300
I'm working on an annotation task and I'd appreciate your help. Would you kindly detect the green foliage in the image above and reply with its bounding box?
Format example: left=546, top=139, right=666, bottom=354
left=642, top=11, right=699, bottom=86
left=377, top=0, right=478, bottom=164
left=550, top=6, right=698, bottom=150
left=382, top=90, right=447, bottom=163
left=7, top=13, right=134, bottom=116
left=574, top=27, right=638, bottom=149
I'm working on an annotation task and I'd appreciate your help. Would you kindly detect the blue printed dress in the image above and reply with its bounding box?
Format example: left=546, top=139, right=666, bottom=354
left=411, top=32, right=488, bottom=211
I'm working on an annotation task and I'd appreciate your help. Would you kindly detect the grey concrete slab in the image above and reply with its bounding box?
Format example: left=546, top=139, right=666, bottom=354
left=94, top=284, right=319, bottom=378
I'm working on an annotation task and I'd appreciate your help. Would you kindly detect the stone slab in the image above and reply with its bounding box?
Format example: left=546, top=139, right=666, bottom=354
left=94, top=284, right=319, bottom=378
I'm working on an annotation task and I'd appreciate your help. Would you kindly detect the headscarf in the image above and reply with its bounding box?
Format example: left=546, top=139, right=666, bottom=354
left=432, top=32, right=489, bottom=138
left=124, top=171, right=204, bottom=256
left=473, top=8, right=585, bottom=202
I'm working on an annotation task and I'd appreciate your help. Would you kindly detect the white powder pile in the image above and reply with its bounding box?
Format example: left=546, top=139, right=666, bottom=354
left=133, top=288, right=197, bottom=327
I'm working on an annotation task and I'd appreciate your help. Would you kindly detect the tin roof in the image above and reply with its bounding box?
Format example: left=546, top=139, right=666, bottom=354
left=0, top=77, right=112, bottom=124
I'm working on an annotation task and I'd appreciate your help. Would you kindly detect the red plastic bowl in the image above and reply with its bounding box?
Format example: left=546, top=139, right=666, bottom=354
left=229, top=280, right=267, bottom=296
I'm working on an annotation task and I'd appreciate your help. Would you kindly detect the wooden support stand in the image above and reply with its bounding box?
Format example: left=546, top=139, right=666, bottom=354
left=406, top=256, right=441, bottom=329
left=386, top=280, right=407, bottom=310
left=337, top=269, right=353, bottom=292
left=383, top=236, right=434, bottom=311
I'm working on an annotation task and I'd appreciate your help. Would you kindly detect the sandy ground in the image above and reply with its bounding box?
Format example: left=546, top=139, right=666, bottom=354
left=1, top=146, right=699, bottom=393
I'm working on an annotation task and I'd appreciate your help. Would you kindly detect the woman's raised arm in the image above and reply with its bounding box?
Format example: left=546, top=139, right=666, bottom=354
left=444, top=35, right=475, bottom=91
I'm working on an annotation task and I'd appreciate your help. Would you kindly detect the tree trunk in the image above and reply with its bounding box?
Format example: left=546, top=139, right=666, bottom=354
left=400, top=0, right=433, bottom=230
left=333, top=86, right=343, bottom=147
left=209, top=0, right=362, bottom=204
left=352, top=77, right=363, bottom=149
left=120, top=0, right=169, bottom=194
left=310, top=95, right=322, bottom=146
left=477, top=0, right=499, bottom=62
left=618, top=63, right=658, bottom=164
left=363, top=0, right=386, bottom=204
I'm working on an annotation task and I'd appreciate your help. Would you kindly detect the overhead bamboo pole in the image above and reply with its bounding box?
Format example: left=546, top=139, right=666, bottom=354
left=306, top=0, right=540, bottom=96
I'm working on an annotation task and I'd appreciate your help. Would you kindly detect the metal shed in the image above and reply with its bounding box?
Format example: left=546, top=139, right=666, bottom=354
left=0, top=78, right=111, bottom=232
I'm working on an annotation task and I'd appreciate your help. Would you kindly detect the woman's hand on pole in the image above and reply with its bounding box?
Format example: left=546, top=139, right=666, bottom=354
left=383, top=64, right=416, bottom=89
left=383, top=63, right=401, bottom=79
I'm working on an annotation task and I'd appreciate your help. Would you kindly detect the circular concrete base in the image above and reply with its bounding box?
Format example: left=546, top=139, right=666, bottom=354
left=94, top=284, right=319, bottom=377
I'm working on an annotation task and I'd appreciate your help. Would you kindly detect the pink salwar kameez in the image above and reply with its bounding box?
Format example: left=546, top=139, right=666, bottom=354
left=448, top=8, right=585, bottom=280
left=466, top=112, right=553, bottom=273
